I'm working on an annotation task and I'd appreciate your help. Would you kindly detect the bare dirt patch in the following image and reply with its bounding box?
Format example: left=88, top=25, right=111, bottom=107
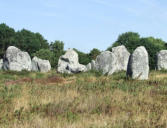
left=5, top=78, right=33, bottom=86
left=5, top=76, right=76, bottom=86
left=35, top=76, right=65, bottom=85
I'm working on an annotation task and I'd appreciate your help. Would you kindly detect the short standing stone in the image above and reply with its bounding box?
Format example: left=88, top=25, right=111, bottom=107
left=91, top=60, right=96, bottom=70
left=57, top=49, right=87, bottom=74
left=86, top=63, right=91, bottom=71
left=32, top=56, right=51, bottom=73
left=112, top=45, right=130, bottom=71
left=127, top=46, right=149, bottom=80
left=157, top=50, right=167, bottom=70
left=3, top=46, right=32, bottom=71
left=0, top=59, right=3, bottom=70
left=95, top=51, right=117, bottom=75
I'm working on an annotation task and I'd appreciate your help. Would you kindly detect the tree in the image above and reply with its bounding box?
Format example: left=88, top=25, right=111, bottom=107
left=33, top=49, right=54, bottom=67
left=107, top=32, right=140, bottom=53
left=50, top=40, right=65, bottom=68
left=109, top=32, right=167, bottom=69
left=0, top=23, right=16, bottom=57
left=15, top=29, right=49, bottom=56
left=74, top=49, right=91, bottom=65
left=139, top=37, right=166, bottom=69
left=89, top=48, right=101, bottom=60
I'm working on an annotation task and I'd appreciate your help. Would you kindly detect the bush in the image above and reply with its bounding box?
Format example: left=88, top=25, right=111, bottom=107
left=74, top=49, right=91, bottom=65
left=50, top=40, right=65, bottom=68
left=89, top=48, right=101, bottom=60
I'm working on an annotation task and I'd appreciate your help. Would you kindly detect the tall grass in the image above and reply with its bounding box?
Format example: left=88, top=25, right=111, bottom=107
left=0, top=70, right=167, bottom=127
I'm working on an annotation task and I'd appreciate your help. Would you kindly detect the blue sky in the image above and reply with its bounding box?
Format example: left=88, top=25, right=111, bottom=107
left=0, top=0, right=167, bottom=53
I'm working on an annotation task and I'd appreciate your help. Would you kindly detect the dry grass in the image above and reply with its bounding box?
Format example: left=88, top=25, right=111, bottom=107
left=1, top=70, right=167, bottom=128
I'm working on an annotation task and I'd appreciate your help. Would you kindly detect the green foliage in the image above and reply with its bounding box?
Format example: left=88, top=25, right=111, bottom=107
left=15, top=29, right=49, bottom=56
left=50, top=40, right=65, bottom=68
left=33, top=49, right=55, bottom=67
left=108, top=32, right=167, bottom=69
left=74, top=49, right=91, bottom=65
left=140, top=37, right=166, bottom=69
left=0, top=23, right=49, bottom=58
left=0, top=23, right=16, bottom=57
left=107, top=32, right=140, bottom=53
left=32, top=40, right=65, bottom=68
left=89, top=48, right=101, bottom=60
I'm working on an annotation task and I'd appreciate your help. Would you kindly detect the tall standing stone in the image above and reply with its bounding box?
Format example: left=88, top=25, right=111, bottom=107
left=3, top=46, right=32, bottom=71
left=112, top=45, right=130, bottom=71
left=157, top=50, right=167, bottom=70
left=127, top=46, right=149, bottom=80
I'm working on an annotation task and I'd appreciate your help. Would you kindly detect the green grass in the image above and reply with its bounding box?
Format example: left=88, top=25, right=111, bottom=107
left=0, top=70, right=167, bottom=127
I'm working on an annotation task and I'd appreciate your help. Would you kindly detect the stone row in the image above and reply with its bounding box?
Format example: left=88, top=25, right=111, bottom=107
left=0, top=46, right=51, bottom=73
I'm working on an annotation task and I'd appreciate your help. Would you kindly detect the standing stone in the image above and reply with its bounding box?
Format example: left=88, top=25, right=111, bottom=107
left=95, top=51, right=117, bottom=75
left=112, top=45, right=130, bottom=71
left=127, top=46, right=149, bottom=80
left=57, top=49, right=87, bottom=74
left=157, top=50, right=167, bottom=70
left=91, top=60, right=96, bottom=70
left=86, top=63, right=91, bottom=71
left=0, top=59, right=3, bottom=70
left=3, top=46, right=32, bottom=71
left=32, top=56, right=51, bottom=73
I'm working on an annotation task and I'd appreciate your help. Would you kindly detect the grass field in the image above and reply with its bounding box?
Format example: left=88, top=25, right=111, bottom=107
left=0, top=70, right=167, bottom=128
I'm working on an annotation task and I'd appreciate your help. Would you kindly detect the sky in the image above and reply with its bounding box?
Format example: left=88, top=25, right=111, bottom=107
left=0, top=0, right=167, bottom=53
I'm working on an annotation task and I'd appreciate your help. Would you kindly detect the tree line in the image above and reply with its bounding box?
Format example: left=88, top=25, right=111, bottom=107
left=0, top=23, right=101, bottom=68
left=108, top=32, right=167, bottom=69
left=0, top=23, right=167, bottom=69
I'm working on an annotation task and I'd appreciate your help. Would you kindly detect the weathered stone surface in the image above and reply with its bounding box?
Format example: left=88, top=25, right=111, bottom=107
left=3, top=46, right=32, bottom=71
left=57, top=49, right=87, bottom=74
left=95, top=51, right=117, bottom=75
left=86, top=63, right=91, bottom=71
left=32, top=56, right=51, bottom=73
left=157, top=50, right=167, bottom=70
left=112, top=45, right=130, bottom=71
left=91, top=60, right=96, bottom=70
left=127, top=46, right=149, bottom=80
left=0, top=59, right=3, bottom=70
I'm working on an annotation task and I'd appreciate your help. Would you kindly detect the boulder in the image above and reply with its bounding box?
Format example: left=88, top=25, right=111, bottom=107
left=127, top=46, right=149, bottom=80
left=157, top=50, right=167, bottom=70
left=57, top=49, right=87, bottom=74
left=0, top=59, right=3, bottom=70
left=95, top=51, right=117, bottom=75
left=112, top=45, right=130, bottom=71
left=32, top=56, right=51, bottom=73
left=86, top=63, right=91, bottom=71
left=3, top=46, right=31, bottom=71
